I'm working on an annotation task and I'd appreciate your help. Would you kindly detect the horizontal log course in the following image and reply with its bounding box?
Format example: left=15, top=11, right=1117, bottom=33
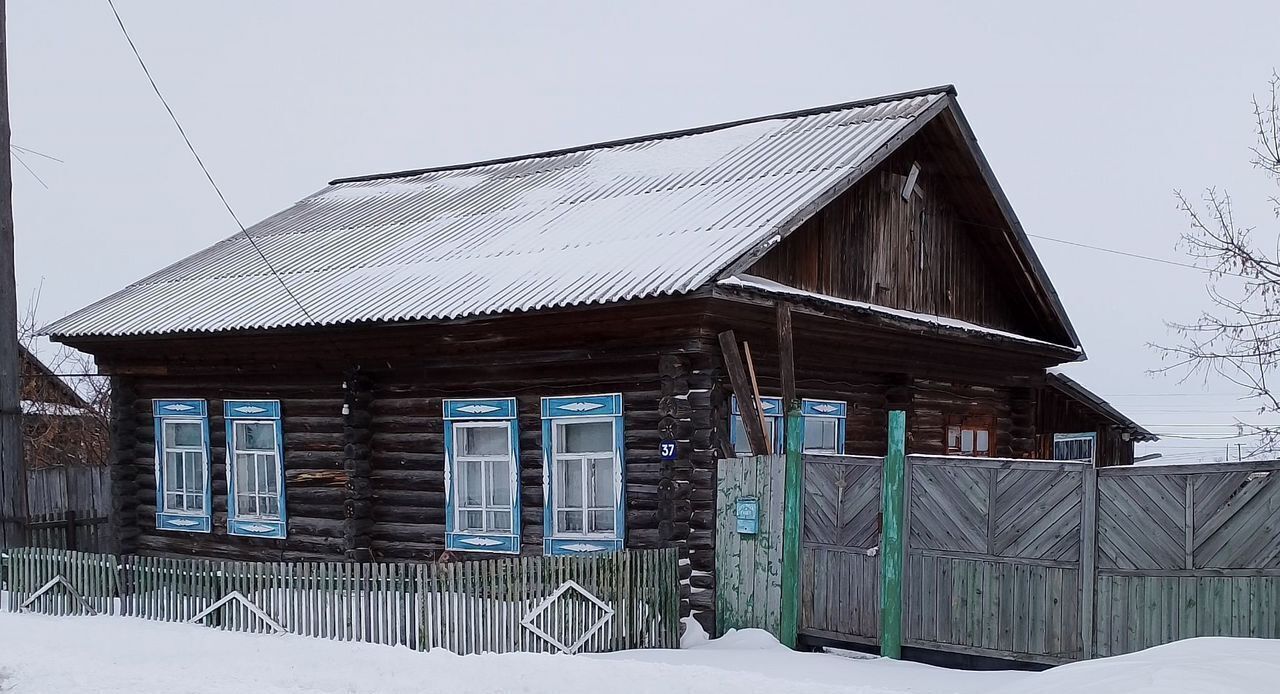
left=288, top=469, right=348, bottom=487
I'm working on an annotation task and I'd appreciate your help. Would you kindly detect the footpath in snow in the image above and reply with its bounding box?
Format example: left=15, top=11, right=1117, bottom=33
left=1, top=611, right=1278, bottom=694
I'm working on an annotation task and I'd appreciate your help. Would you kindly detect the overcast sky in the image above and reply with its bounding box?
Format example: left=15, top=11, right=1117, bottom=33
left=8, top=2, right=1279, bottom=462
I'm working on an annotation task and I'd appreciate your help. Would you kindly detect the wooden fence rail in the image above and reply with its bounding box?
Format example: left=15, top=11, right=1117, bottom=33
left=1, top=547, right=680, bottom=655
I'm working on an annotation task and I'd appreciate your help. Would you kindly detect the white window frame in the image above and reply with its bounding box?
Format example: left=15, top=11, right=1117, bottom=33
left=229, top=419, right=283, bottom=521
left=550, top=416, right=621, bottom=539
left=161, top=417, right=209, bottom=515
left=452, top=420, right=517, bottom=534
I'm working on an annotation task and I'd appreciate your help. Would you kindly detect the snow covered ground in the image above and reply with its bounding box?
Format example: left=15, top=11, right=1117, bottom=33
left=1, top=611, right=1277, bottom=694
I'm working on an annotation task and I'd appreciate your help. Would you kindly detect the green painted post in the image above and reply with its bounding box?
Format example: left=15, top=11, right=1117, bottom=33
left=779, top=403, right=804, bottom=648
left=880, top=409, right=907, bottom=659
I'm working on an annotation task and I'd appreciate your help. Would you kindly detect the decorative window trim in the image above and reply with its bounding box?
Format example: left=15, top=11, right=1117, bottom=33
left=444, top=397, right=520, bottom=554
left=801, top=399, right=847, bottom=454
left=541, top=393, right=624, bottom=556
left=731, top=396, right=848, bottom=455
left=945, top=414, right=996, bottom=457
left=153, top=399, right=212, bottom=534
left=730, top=395, right=784, bottom=456
left=225, top=400, right=287, bottom=539
left=1053, top=432, right=1098, bottom=464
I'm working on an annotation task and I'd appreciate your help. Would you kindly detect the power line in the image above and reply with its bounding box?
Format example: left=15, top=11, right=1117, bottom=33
left=1023, top=232, right=1243, bottom=277
left=9, top=149, right=46, bottom=189
left=104, top=0, right=315, bottom=325
left=10, top=143, right=62, bottom=163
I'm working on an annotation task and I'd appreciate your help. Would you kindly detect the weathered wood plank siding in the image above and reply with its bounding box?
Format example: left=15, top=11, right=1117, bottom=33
left=714, top=455, right=784, bottom=636
left=744, top=119, right=1061, bottom=345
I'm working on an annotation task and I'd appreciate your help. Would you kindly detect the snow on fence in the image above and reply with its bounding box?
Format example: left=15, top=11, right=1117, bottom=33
left=0, top=547, right=681, bottom=655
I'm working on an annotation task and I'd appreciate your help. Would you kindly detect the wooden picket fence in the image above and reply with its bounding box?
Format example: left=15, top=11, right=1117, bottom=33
left=1, top=547, right=680, bottom=655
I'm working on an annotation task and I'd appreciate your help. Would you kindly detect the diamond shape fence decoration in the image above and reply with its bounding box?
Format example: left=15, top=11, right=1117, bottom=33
left=20, top=575, right=98, bottom=616
left=187, top=591, right=285, bottom=634
left=521, top=580, right=616, bottom=654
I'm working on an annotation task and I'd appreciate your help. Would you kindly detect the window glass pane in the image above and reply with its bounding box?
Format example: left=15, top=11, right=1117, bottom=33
left=237, top=491, right=257, bottom=517
left=960, top=430, right=974, bottom=454
left=166, top=421, right=202, bottom=448
left=559, top=421, right=612, bottom=454
left=804, top=418, right=838, bottom=452
left=235, top=454, right=255, bottom=495
left=489, top=510, right=511, bottom=531
left=557, top=510, right=583, bottom=533
left=236, top=422, right=275, bottom=451
left=590, top=456, right=615, bottom=507
left=263, top=456, right=279, bottom=494
left=164, top=451, right=183, bottom=492
left=461, top=460, right=484, bottom=505
left=488, top=459, right=511, bottom=506
left=459, top=425, right=507, bottom=456
left=976, top=430, right=990, bottom=454
left=165, top=492, right=181, bottom=510
left=263, top=496, right=280, bottom=517
left=946, top=427, right=960, bottom=449
left=558, top=458, right=584, bottom=508
left=589, top=510, right=615, bottom=533
left=734, top=416, right=778, bottom=455
left=461, top=510, right=483, bottom=530
left=732, top=416, right=750, bottom=455
left=184, top=452, right=204, bottom=494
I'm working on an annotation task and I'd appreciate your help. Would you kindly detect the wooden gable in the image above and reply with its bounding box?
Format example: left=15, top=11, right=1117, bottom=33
left=744, top=108, right=1075, bottom=347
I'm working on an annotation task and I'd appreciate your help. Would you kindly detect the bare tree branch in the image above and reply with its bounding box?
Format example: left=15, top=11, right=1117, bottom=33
left=1157, top=72, right=1280, bottom=457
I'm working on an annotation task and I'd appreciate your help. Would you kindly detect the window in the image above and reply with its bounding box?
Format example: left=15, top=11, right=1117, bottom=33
left=946, top=415, right=995, bottom=457
left=153, top=399, right=212, bottom=533
left=801, top=399, right=847, bottom=454
left=730, top=396, right=782, bottom=456
left=542, top=394, right=624, bottom=555
left=1053, top=432, right=1097, bottom=464
left=444, top=398, right=520, bottom=554
left=225, top=400, right=287, bottom=538
left=731, top=396, right=847, bottom=455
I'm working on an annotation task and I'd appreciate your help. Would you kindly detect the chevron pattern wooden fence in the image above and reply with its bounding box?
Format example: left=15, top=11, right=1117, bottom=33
left=1094, top=461, right=1280, bottom=656
left=716, top=453, right=1280, bottom=665
left=903, top=456, right=1089, bottom=662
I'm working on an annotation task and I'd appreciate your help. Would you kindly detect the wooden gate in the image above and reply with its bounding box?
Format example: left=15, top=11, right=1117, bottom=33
left=902, top=456, right=1090, bottom=663
left=799, top=454, right=884, bottom=644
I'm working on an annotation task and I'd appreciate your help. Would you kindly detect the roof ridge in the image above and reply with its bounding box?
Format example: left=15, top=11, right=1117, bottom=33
left=328, top=84, right=956, bottom=185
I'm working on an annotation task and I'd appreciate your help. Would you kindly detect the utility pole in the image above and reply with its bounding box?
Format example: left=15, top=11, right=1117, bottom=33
left=0, top=0, right=28, bottom=549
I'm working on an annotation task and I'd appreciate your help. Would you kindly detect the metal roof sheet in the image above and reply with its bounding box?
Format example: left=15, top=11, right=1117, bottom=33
left=47, top=88, right=952, bottom=338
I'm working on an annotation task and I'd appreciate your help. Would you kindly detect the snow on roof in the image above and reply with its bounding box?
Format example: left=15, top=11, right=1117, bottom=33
left=46, top=88, right=953, bottom=338
left=718, top=274, right=1080, bottom=352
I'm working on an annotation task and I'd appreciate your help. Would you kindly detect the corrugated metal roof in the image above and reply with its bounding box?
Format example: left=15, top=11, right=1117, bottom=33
left=47, top=88, right=953, bottom=338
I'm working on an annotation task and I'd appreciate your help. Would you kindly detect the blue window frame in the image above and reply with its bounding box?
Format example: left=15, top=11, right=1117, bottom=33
left=801, top=399, right=847, bottom=454
left=730, top=396, right=847, bottom=455
left=541, top=393, right=624, bottom=556
left=730, top=395, right=783, bottom=456
left=153, top=399, right=212, bottom=533
left=225, top=400, right=287, bottom=539
left=444, top=398, right=521, bottom=554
